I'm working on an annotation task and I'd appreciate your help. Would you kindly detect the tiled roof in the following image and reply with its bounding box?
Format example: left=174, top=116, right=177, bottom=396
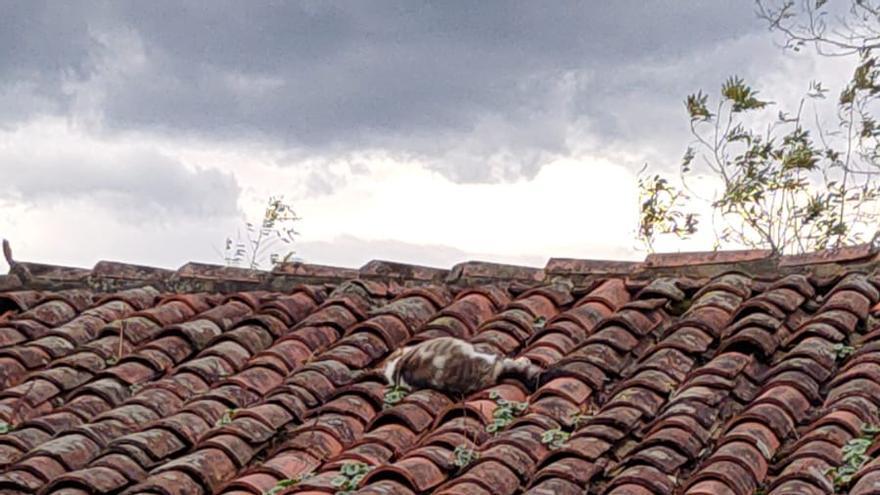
left=1, top=240, right=880, bottom=494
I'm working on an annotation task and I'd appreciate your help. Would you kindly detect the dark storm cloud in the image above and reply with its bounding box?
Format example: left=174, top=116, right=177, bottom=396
left=0, top=1, right=764, bottom=180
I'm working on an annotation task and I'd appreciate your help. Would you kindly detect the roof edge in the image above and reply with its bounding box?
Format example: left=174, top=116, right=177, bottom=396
left=3, top=239, right=879, bottom=293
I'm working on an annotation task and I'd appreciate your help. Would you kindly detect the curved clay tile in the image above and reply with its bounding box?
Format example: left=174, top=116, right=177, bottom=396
left=0, top=248, right=877, bottom=494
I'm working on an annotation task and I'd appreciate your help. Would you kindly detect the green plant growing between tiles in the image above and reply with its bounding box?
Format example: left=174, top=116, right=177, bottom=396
left=452, top=443, right=479, bottom=469
left=540, top=428, right=570, bottom=450
left=331, top=461, right=372, bottom=494
left=826, top=423, right=880, bottom=491
left=569, top=406, right=595, bottom=428
left=832, top=342, right=856, bottom=362
left=383, top=385, right=408, bottom=409
left=486, top=391, right=528, bottom=433
left=540, top=407, right=595, bottom=450
left=262, top=473, right=313, bottom=495
left=215, top=408, right=238, bottom=427
left=0, top=421, right=11, bottom=434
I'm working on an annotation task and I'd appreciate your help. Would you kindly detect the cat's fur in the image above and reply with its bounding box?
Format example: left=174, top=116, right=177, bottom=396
left=382, top=336, right=541, bottom=395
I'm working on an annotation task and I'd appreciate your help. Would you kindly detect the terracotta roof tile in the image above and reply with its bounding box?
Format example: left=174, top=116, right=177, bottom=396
left=0, top=245, right=878, bottom=493
left=645, top=249, right=774, bottom=268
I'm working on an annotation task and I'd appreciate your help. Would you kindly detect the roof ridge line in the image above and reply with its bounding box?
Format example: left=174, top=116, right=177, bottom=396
left=2, top=239, right=879, bottom=293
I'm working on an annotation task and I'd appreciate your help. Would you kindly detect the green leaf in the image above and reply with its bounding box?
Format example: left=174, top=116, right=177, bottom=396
left=685, top=91, right=713, bottom=121
left=452, top=444, right=478, bottom=468
left=540, top=428, right=570, bottom=450
left=828, top=423, right=880, bottom=490
left=863, top=424, right=880, bottom=435
left=215, top=408, right=238, bottom=427
left=681, top=147, right=695, bottom=173
left=341, top=462, right=361, bottom=476
left=383, top=386, right=408, bottom=407
left=721, top=76, right=768, bottom=112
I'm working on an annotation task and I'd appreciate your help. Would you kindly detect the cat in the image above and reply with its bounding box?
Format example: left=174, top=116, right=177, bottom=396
left=382, top=336, right=541, bottom=396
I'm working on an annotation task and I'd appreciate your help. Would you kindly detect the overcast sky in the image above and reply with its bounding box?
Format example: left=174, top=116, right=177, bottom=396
left=0, top=1, right=855, bottom=272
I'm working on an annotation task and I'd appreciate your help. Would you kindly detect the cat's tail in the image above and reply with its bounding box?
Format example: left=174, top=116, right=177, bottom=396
left=499, top=357, right=543, bottom=392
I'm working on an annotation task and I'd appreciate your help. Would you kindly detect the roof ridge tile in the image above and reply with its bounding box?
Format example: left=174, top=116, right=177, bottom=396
left=779, top=241, right=879, bottom=266
left=545, top=258, right=640, bottom=276
left=359, top=260, right=448, bottom=282
left=4, top=244, right=880, bottom=294
left=645, top=249, right=773, bottom=268
left=448, top=260, right=544, bottom=284
left=272, top=261, right=359, bottom=280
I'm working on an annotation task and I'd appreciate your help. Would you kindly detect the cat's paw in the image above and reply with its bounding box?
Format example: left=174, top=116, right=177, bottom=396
left=512, top=357, right=532, bottom=368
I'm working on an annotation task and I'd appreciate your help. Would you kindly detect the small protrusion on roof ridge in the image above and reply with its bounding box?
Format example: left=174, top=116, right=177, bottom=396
left=2, top=239, right=13, bottom=270
left=360, top=259, right=448, bottom=281
left=3, top=240, right=103, bottom=291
